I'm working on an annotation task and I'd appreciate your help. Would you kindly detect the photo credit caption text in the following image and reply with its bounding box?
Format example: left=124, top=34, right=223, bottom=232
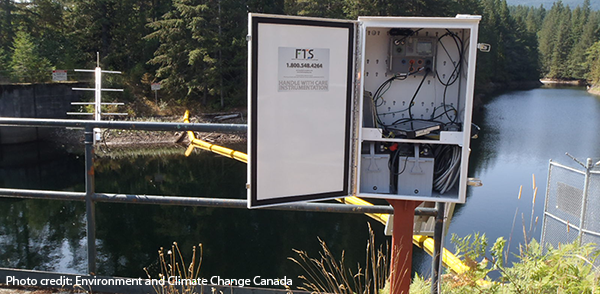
left=5, top=275, right=292, bottom=287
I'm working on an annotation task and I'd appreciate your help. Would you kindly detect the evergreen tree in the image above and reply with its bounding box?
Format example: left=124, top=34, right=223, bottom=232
left=342, top=0, right=381, bottom=19
left=568, top=3, right=599, bottom=79
left=0, top=0, right=15, bottom=53
left=538, top=1, right=565, bottom=77
left=292, top=0, right=345, bottom=18
left=547, top=6, right=572, bottom=79
left=586, top=40, right=600, bottom=87
left=247, top=0, right=284, bottom=14
left=0, top=46, right=9, bottom=81
left=24, top=0, right=74, bottom=69
left=9, top=30, right=53, bottom=83
left=146, top=0, right=220, bottom=105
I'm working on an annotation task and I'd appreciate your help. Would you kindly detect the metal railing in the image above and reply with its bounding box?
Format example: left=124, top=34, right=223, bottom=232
left=0, top=117, right=429, bottom=275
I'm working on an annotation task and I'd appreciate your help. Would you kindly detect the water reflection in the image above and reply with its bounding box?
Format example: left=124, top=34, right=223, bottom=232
left=0, top=141, right=86, bottom=273
left=0, top=142, right=386, bottom=286
left=450, top=86, right=600, bottom=261
left=6, top=86, right=597, bottom=283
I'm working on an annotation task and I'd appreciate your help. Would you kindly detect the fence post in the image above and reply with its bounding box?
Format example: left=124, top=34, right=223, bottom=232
left=578, top=158, right=593, bottom=245
left=541, top=160, right=552, bottom=251
left=84, top=126, right=97, bottom=274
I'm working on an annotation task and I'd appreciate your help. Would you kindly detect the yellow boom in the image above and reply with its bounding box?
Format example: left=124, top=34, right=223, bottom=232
left=182, top=110, right=469, bottom=274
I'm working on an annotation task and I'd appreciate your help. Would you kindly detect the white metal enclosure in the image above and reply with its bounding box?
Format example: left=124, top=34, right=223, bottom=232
left=248, top=14, right=355, bottom=207
left=248, top=14, right=481, bottom=208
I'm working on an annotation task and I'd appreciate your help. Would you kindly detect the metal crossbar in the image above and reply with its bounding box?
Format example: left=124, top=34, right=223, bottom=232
left=0, top=117, right=247, bottom=132
left=0, top=117, right=418, bottom=275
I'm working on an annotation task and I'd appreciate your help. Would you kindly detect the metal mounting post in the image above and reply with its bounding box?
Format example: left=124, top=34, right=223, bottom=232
left=84, top=126, right=97, bottom=274
left=431, top=202, right=445, bottom=294
left=388, top=200, right=421, bottom=294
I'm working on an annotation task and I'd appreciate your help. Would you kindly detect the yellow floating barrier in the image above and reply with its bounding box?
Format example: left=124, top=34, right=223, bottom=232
left=182, top=110, right=470, bottom=275
left=336, top=197, right=470, bottom=274
left=182, top=110, right=247, bottom=163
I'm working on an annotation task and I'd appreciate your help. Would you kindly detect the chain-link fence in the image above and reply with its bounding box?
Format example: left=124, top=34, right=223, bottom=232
left=541, top=159, right=600, bottom=253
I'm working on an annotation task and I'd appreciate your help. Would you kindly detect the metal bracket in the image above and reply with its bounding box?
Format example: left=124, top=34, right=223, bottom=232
left=411, top=144, right=424, bottom=174
left=477, top=43, right=491, bottom=52
left=467, top=177, right=483, bottom=187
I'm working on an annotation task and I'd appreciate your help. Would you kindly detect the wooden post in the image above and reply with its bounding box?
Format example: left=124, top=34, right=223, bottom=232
left=388, top=200, right=421, bottom=294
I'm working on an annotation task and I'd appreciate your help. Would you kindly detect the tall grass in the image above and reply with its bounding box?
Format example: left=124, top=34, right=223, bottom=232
left=289, top=223, right=390, bottom=294
left=291, top=175, right=600, bottom=293
left=144, top=242, right=203, bottom=294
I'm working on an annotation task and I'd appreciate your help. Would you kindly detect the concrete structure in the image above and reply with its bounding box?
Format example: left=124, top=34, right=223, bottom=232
left=0, top=83, right=83, bottom=144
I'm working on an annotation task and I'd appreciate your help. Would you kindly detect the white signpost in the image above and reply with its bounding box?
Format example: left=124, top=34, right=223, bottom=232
left=151, top=82, right=161, bottom=104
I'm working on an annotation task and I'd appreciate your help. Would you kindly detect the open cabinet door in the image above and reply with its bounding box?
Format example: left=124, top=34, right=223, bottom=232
left=248, top=14, right=355, bottom=208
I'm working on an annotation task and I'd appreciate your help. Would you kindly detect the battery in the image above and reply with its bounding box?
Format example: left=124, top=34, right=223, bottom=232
left=397, top=156, right=434, bottom=197
left=360, top=154, right=390, bottom=193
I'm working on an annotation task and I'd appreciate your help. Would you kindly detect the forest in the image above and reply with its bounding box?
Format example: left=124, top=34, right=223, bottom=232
left=0, top=0, right=599, bottom=109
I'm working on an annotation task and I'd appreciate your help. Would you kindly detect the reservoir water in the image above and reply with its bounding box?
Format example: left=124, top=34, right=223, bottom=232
left=448, top=86, right=600, bottom=257
left=1, top=85, right=599, bottom=284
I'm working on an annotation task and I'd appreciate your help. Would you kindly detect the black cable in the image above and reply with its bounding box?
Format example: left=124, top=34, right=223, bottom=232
left=388, top=117, right=445, bottom=127
left=372, top=73, right=411, bottom=131
left=430, top=104, right=458, bottom=120
left=436, top=30, right=464, bottom=87
left=434, top=30, right=464, bottom=125
left=407, top=69, right=430, bottom=120
left=388, top=149, right=411, bottom=176
left=395, top=153, right=410, bottom=175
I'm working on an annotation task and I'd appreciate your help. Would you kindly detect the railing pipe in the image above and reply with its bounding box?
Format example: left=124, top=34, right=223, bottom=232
left=0, top=188, right=443, bottom=216
left=0, top=117, right=247, bottom=133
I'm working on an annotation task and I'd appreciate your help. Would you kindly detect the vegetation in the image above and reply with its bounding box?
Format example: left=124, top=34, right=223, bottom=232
left=144, top=242, right=203, bottom=294
left=0, top=0, right=599, bottom=108
left=411, top=235, right=600, bottom=293
left=294, top=230, right=600, bottom=294
left=8, top=30, right=53, bottom=83
left=290, top=223, right=389, bottom=294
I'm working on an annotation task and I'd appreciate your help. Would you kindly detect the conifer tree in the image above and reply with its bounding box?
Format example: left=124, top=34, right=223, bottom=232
left=538, top=1, right=564, bottom=77
left=146, top=0, right=220, bottom=104
left=568, top=1, right=597, bottom=79
left=547, top=6, right=572, bottom=79
left=0, top=0, right=15, bottom=53
left=9, top=30, right=53, bottom=83
left=586, top=40, right=600, bottom=87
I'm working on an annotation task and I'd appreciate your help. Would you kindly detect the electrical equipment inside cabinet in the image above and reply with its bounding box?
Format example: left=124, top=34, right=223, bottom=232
left=360, top=25, right=470, bottom=200
left=388, top=34, right=436, bottom=75
left=367, top=28, right=465, bottom=137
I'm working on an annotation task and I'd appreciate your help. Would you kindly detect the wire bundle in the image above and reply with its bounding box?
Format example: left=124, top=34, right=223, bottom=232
left=435, top=30, right=465, bottom=126
left=433, top=145, right=461, bottom=194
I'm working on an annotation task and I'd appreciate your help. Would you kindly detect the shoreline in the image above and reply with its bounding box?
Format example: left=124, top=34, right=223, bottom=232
left=539, top=78, right=587, bottom=86
left=588, top=86, right=600, bottom=96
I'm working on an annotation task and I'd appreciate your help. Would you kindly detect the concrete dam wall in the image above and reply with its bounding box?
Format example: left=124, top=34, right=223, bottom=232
left=0, top=83, right=84, bottom=144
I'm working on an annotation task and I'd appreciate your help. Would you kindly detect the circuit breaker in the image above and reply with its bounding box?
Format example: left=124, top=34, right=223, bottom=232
left=248, top=14, right=480, bottom=207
